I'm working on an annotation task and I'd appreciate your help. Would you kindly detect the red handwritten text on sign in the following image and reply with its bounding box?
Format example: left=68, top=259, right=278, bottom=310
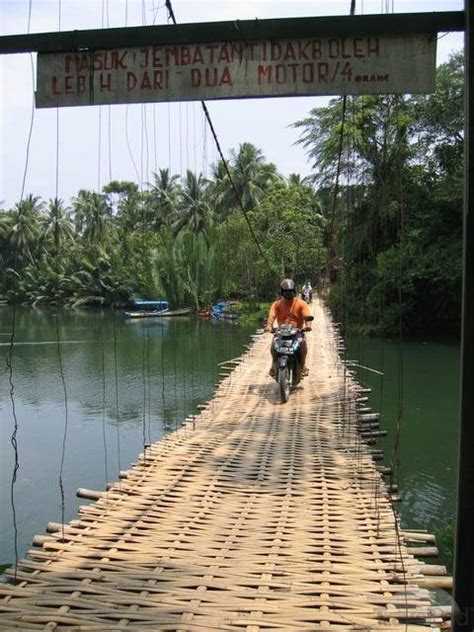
left=36, top=35, right=436, bottom=108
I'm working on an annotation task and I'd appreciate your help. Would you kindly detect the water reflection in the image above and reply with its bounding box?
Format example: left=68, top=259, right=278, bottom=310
left=346, top=335, right=460, bottom=568
left=0, top=307, right=252, bottom=565
left=1, top=312, right=460, bottom=572
left=403, top=472, right=447, bottom=528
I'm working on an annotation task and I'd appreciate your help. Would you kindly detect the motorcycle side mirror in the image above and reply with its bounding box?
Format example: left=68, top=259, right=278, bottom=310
left=304, top=316, right=314, bottom=322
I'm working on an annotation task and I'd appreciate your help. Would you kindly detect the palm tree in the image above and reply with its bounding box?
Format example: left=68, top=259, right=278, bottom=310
left=72, top=189, right=112, bottom=246
left=173, top=170, right=211, bottom=241
left=212, top=143, right=280, bottom=218
left=208, top=160, right=231, bottom=222
left=287, top=173, right=314, bottom=188
left=7, top=194, right=44, bottom=264
left=230, top=143, right=280, bottom=209
left=174, top=231, right=217, bottom=310
left=42, top=198, right=74, bottom=254
left=72, top=189, right=91, bottom=234
left=149, top=168, right=180, bottom=230
left=102, top=180, right=139, bottom=214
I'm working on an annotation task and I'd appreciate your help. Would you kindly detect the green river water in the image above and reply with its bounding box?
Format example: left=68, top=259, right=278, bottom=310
left=0, top=308, right=460, bottom=575
left=346, top=334, right=460, bottom=570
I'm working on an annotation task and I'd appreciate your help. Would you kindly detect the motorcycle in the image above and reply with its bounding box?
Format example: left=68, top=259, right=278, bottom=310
left=271, top=316, right=314, bottom=403
left=302, top=289, right=312, bottom=303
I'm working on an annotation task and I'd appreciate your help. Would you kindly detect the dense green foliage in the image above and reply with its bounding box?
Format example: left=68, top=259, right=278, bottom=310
left=0, top=142, right=325, bottom=308
left=293, top=51, right=463, bottom=334
left=0, top=53, right=463, bottom=334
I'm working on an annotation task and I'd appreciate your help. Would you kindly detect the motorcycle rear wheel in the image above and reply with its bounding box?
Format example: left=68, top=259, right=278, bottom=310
left=278, top=366, right=291, bottom=403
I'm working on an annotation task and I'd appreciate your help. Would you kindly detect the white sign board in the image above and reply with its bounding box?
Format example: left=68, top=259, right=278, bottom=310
left=36, top=34, right=436, bottom=108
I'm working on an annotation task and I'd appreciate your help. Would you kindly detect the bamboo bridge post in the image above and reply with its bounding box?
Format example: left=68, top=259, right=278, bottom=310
left=452, top=3, right=474, bottom=629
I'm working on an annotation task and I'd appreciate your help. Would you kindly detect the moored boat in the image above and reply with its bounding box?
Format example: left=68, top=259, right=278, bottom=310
left=125, top=300, right=169, bottom=319
left=125, top=301, right=193, bottom=319
left=210, top=300, right=241, bottom=321
left=158, top=307, right=193, bottom=317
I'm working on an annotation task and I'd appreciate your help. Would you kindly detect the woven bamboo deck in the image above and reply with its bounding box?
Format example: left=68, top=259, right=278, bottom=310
left=0, top=299, right=450, bottom=630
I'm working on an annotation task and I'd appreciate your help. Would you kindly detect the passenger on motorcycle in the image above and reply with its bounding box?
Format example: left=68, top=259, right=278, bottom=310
left=265, top=278, right=312, bottom=377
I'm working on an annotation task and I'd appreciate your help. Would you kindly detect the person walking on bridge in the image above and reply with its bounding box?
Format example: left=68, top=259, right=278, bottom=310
left=301, top=281, right=313, bottom=303
left=265, top=278, right=312, bottom=378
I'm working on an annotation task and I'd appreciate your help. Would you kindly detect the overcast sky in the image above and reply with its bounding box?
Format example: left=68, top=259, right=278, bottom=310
left=0, top=0, right=464, bottom=210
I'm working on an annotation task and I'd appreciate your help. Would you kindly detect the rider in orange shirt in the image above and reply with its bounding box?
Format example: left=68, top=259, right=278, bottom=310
left=265, top=278, right=312, bottom=377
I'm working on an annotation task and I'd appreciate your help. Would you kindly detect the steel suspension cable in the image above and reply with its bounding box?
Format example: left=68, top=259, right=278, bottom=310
left=326, top=0, right=356, bottom=295
left=140, top=105, right=145, bottom=188
left=160, top=319, right=166, bottom=430
left=200, top=100, right=278, bottom=281
left=94, top=2, right=112, bottom=488
left=181, top=330, right=188, bottom=429
left=53, top=0, right=71, bottom=545
left=330, top=0, right=355, bottom=434
left=56, top=310, right=69, bottom=541
left=112, top=313, right=123, bottom=476
left=100, top=322, right=110, bottom=486
left=105, top=1, right=112, bottom=183
left=140, top=103, right=150, bottom=189
left=146, top=329, right=152, bottom=444
left=188, top=319, right=196, bottom=428
left=98, top=108, right=103, bottom=191
left=202, top=108, right=208, bottom=178
left=55, top=2, right=61, bottom=198
left=7, top=0, right=38, bottom=581
left=6, top=310, right=19, bottom=580
left=125, top=104, right=141, bottom=183
left=138, top=2, right=153, bottom=455
left=172, top=328, right=179, bottom=431
left=168, top=103, right=172, bottom=171
left=193, top=103, right=197, bottom=174
left=390, top=143, right=406, bottom=492
left=108, top=108, right=112, bottom=182
left=186, top=103, right=190, bottom=167
left=179, top=102, right=183, bottom=176
left=378, top=0, right=408, bottom=609
left=141, top=327, right=149, bottom=461
left=19, top=58, right=36, bottom=200
left=122, top=1, right=141, bottom=186
left=164, top=0, right=278, bottom=283
left=330, top=0, right=387, bottom=556
left=153, top=104, right=158, bottom=174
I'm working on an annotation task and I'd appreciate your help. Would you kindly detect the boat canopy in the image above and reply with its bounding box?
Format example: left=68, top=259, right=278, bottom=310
left=212, top=302, right=228, bottom=311
left=212, top=300, right=239, bottom=312
left=132, top=300, right=169, bottom=307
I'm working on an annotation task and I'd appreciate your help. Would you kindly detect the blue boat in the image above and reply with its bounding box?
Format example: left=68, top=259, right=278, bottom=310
left=125, top=300, right=170, bottom=319
left=210, top=300, right=240, bottom=321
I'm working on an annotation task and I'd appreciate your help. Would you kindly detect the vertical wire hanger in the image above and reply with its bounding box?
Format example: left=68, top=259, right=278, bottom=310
left=7, top=0, right=37, bottom=582
left=54, top=0, right=72, bottom=544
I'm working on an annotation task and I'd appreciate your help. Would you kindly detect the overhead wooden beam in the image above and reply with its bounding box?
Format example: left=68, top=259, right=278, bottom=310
left=0, top=11, right=465, bottom=56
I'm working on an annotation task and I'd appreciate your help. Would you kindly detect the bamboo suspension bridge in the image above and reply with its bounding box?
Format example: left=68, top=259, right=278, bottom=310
left=0, top=299, right=451, bottom=630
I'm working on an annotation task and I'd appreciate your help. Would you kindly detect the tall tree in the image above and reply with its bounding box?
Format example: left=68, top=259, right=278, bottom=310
left=149, top=168, right=180, bottom=230
left=294, top=95, right=413, bottom=256
left=173, top=170, right=211, bottom=241
left=292, top=52, right=464, bottom=333
left=72, top=190, right=112, bottom=247
left=42, top=198, right=74, bottom=254
left=6, top=194, right=44, bottom=264
left=212, top=143, right=280, bottom=219
left=413, top=50, right=464, bottom=181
